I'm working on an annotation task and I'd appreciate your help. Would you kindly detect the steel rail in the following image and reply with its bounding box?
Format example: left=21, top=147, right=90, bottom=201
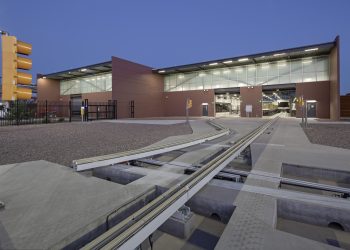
left=80, top=117, right=278, bottom=250
left=73, top=127, right=230, bottom=171
left=219, top=168, right=350, bottom=195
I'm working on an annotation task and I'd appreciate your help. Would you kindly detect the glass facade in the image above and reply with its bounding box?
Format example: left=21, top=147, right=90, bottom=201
left=164, top=56, right=329, bottom=92
left=60, top=73, right=112, bottom=95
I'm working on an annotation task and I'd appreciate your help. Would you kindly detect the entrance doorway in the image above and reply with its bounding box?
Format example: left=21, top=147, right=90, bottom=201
left=215, top=93, right=240, bottom=117
left=70, top=95, right=82, bottom=120
left=202, top=103, right=208, bottom=116
left=307, top=102, right=317, bottom=118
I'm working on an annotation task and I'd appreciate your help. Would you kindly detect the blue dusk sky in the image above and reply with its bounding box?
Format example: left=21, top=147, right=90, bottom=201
left=1, top=0, right=350, bottom=94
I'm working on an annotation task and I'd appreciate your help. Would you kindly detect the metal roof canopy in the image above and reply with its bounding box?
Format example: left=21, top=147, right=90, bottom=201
left=43, top=61, right=112, bottom=80
left=154, top=40, right=336, bottom=75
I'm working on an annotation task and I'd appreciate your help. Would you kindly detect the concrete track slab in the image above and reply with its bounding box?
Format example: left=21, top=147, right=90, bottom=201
left=216, top=117, right=350, bottom=250
left=0, top=160, right=158, bottom=249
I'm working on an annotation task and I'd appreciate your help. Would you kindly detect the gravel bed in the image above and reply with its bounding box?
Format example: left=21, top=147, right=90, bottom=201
left=0, top=121, right=192, bottom=166
left=303, top=124, right=350, bottom=150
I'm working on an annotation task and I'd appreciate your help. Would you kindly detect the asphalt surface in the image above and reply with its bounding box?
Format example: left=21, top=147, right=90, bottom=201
left=0, top=121, right=192, bottom=166
left=303, top=123, right=350, bottom=150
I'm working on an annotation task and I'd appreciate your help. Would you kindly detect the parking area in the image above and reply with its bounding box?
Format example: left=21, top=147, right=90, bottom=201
left=0, top=121, right=192, bottom=166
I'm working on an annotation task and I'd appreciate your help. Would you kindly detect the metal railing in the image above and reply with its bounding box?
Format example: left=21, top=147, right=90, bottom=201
left=0, top=100, right=118, bottom=126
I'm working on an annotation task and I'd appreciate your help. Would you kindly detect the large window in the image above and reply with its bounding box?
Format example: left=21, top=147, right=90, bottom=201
left=164, top=56, right=329, bottom=92
left=60, top=73, right=112, bottom=95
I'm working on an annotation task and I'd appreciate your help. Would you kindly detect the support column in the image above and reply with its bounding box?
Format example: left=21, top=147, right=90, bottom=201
left=240, top=86, right=262, bottom=118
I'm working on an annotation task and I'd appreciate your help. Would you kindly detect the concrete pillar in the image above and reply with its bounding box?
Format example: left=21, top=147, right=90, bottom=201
left=240, top=86, right=262, bottom=117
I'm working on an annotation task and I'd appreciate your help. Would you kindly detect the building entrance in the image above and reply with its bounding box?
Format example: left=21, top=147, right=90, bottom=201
left=262, top=89, right=296, bottom=117
left=70, top=95, right=82, bottom=119
left=307, top=102, right=317, bottom=118
left=202, top=103, right=208, bottom=116
left=215, top=93, right=240, bottom=117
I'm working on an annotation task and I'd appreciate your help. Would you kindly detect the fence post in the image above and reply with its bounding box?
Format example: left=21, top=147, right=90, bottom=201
left=96, top=105, right=99, bottom=120
left=115, top=100, right=117, bottom=120
left=69, top=100, right=72, bottom=122
left=16, top=100, right=19, bottom=125
left=45, top=100, right=48, bottom=124
left=85, top=99, right=89, bottom=121
left=130, top=100, right=135, bottom=118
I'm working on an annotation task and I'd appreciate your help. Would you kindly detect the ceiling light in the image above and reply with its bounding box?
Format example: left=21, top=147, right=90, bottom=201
left=81, top=68, right=87, bottom=72
left=209, top=62, right=218, bottom=66
left=199, top=73, right=206, bottom=77
left=223, top=60, right=233, bottom=64
left=238, top=58, right=249, bottom=62
left=302, top=60, right=312, bottom=64
left=178, top=75, right=184, bottom=79
left=305, top=48, right=318, bottom=52
left=158, top=70, right=165, bottom=73
left=213, top=71, right=220, bottom=75
left=273, top=53, right=286, bottom=57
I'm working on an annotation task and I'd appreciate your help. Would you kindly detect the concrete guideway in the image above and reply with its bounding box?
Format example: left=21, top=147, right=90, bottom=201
left=73, top=121, right=230, bottom=171
left=215, top=118, right=350, bottom=250
left=81, top=117, right=278, bottom=250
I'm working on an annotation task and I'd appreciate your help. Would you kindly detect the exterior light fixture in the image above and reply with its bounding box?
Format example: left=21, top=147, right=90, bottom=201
left=223, top=60, right=233, bottom=64
left=42, top=76, right=47, bottom=79
left=209, top=62, right=218, bottom=66
left=81, top=68, right=87, bottom=72
left=273, top=53, right=286, bottom=57
left=305, top=48, right=318, bottom=52
left=238, top=58, right=249, bottom=62
left=302, top=60, right=312, bottom=64
left=158, top=70, right=165, bottom=73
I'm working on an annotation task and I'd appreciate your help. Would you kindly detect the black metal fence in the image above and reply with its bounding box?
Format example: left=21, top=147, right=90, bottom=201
left=0, top=100, right=118, bottom=126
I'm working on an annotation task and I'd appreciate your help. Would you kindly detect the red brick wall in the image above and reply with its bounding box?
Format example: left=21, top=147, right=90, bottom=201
left=112, top=56, right=164, bottom=118
left=295, top=81, right=330, bottom=119
left=81, top=92, right=112, bottom=103
left=164, top=90, right=215, bottom=117
left=240, top=86, right=262, bottom=117
left=341, top=96, right=350, bottom=117
left=37, top=78, right=60, bottom=102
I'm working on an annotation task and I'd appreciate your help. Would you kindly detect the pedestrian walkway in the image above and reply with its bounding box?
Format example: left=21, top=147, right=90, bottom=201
left=216, top=118, right=350, bottom=250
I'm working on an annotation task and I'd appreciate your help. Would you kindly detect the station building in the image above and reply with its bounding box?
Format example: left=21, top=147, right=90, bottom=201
left=37, top=37, right=340, bottom=120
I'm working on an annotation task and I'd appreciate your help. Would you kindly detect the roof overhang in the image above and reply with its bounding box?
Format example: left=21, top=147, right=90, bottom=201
left=154, top=40, right=336, bottom=75
left=41, top=61, right=112, bottom=81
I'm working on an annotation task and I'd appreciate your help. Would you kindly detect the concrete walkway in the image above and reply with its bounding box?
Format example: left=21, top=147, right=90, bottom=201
left=216, top=117, right=350, bottom=250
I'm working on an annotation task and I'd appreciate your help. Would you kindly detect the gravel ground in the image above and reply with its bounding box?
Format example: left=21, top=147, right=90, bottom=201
left=0, top=121, right=192, bottom=166
left=303, top=124, right=350, bottom=150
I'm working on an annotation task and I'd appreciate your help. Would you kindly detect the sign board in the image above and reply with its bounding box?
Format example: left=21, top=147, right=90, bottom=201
left=245, top=105, right=252, bottom=113
left=186, top=99, right=192, bottom=109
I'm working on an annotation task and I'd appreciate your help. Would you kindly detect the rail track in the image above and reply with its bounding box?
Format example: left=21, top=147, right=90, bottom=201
left=80, top=116, right=278, bottom=250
